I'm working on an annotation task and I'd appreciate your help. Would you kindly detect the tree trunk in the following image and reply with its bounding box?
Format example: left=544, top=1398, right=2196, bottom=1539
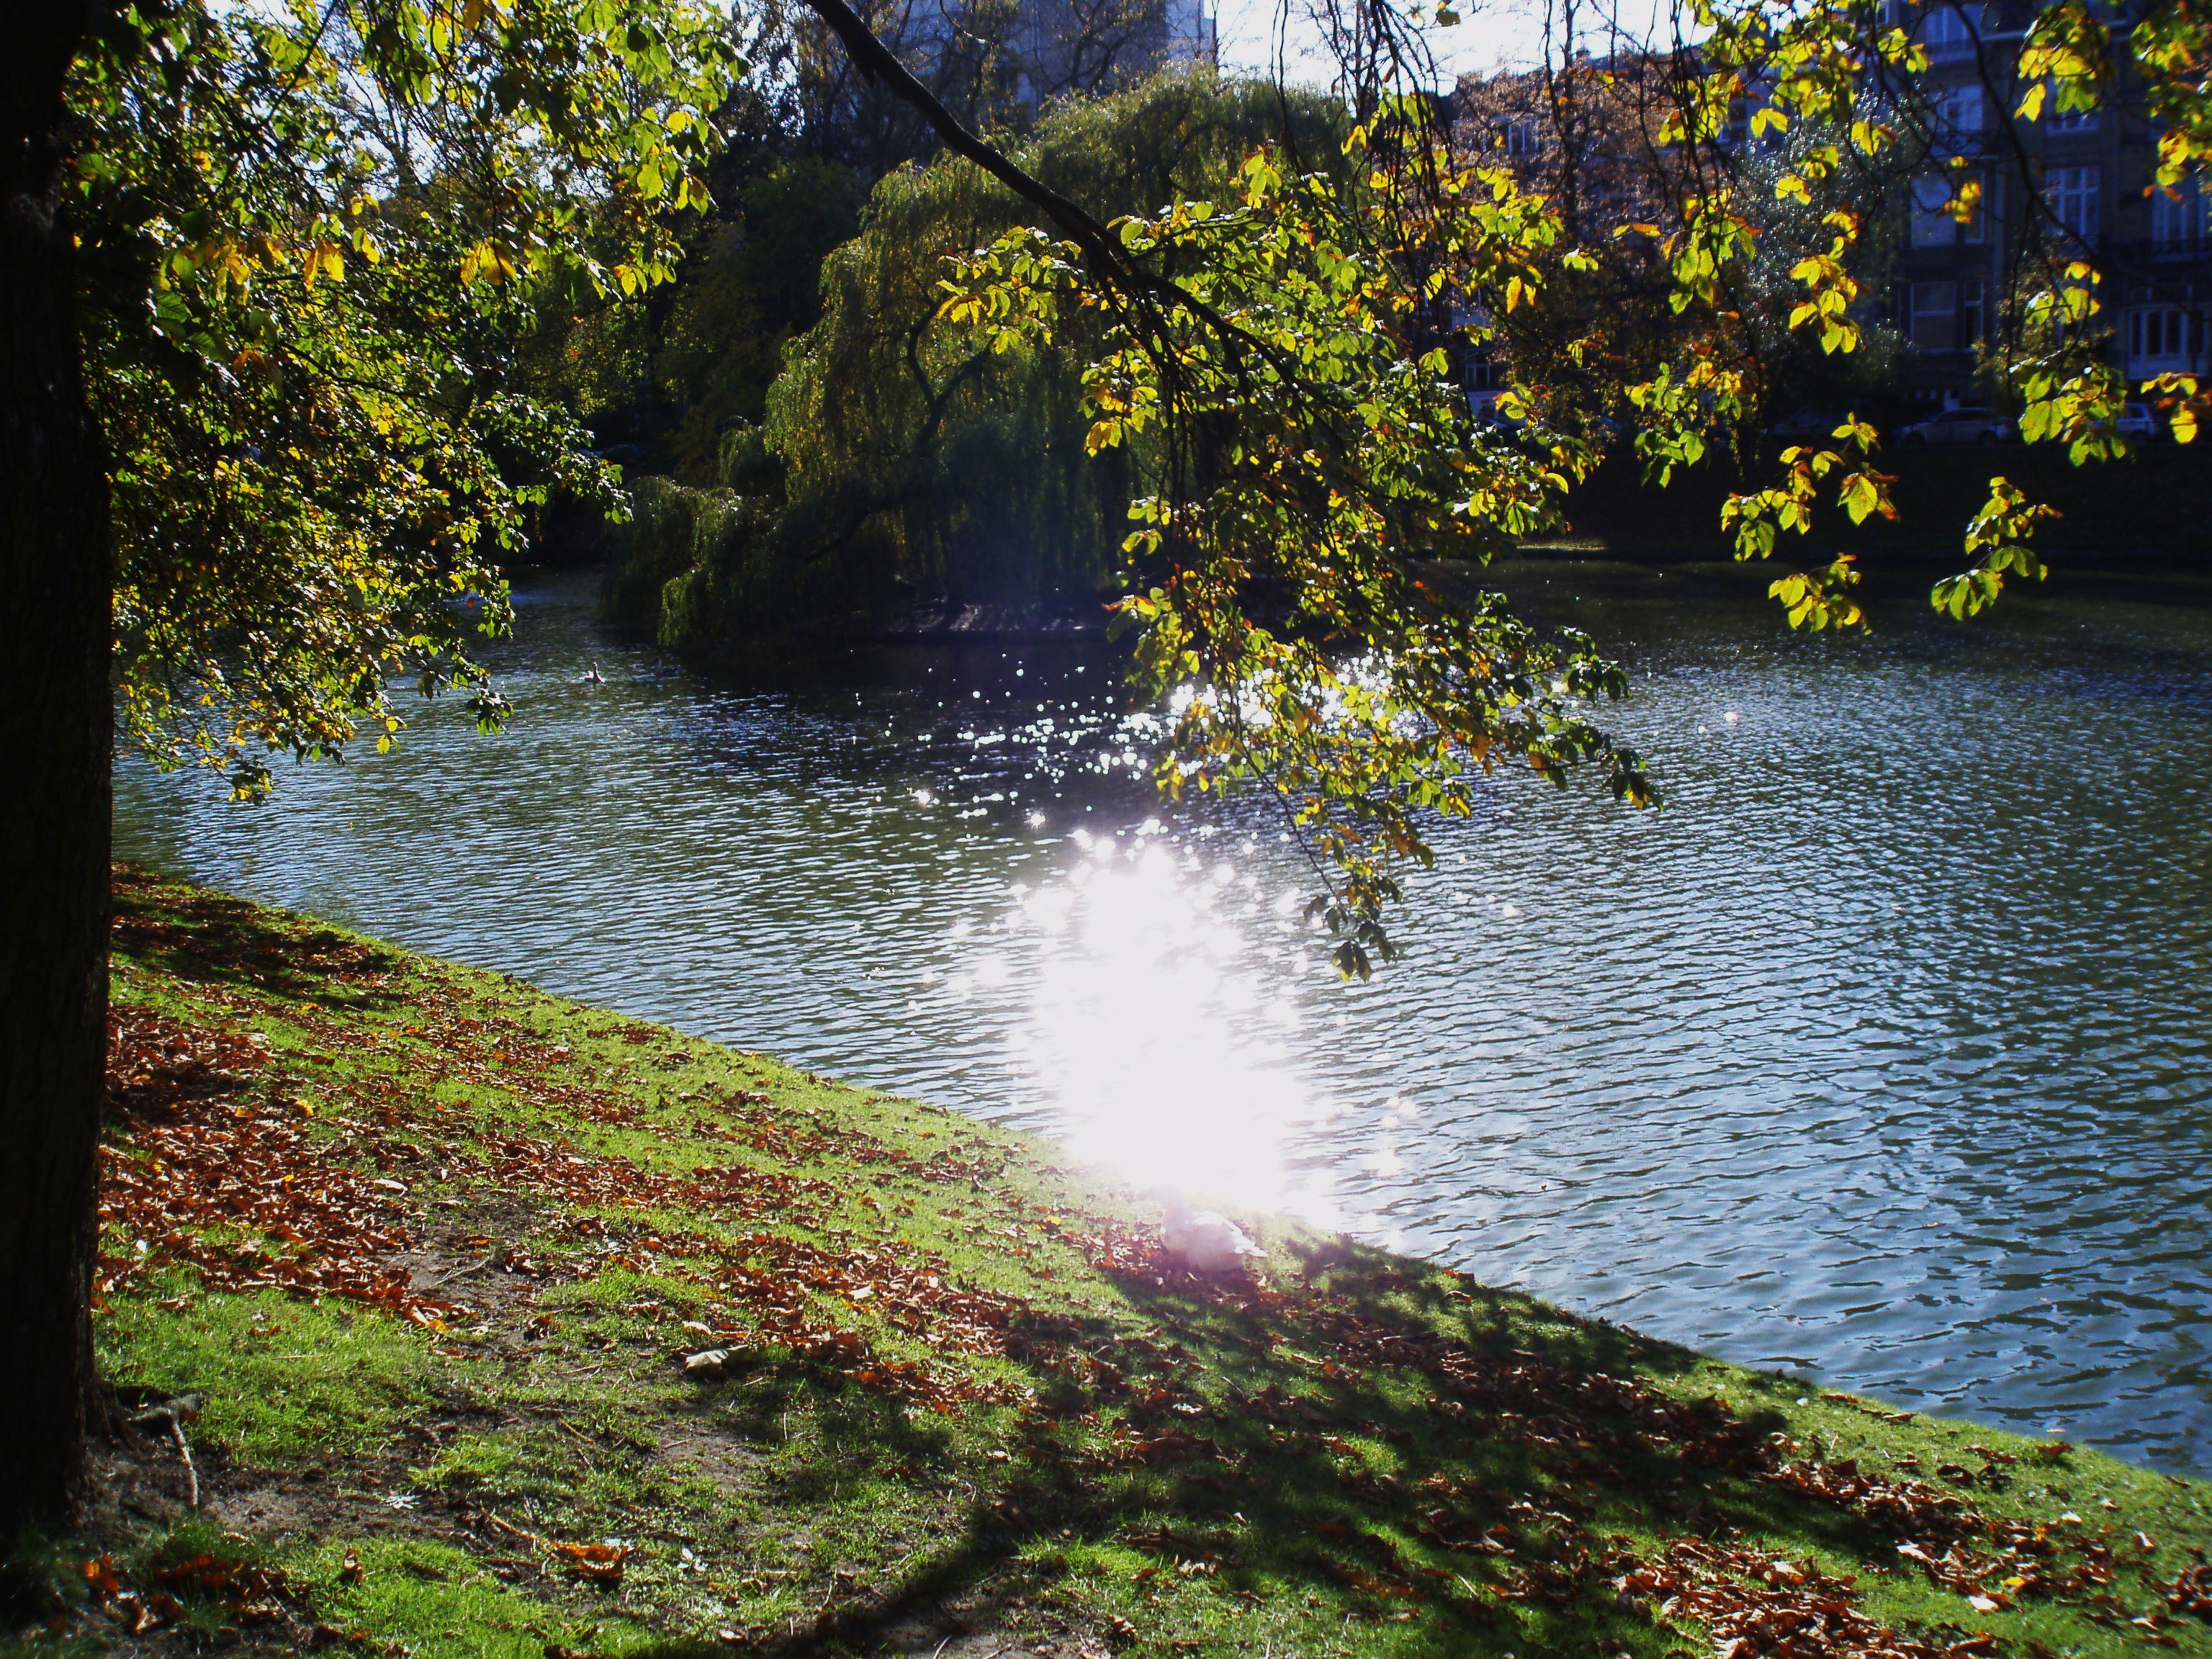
left=0, top=3, right=111, bottom=1537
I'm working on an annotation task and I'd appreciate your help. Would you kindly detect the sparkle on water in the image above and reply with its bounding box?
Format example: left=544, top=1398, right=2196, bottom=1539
left=113, top=562, right=2212, bottom=1470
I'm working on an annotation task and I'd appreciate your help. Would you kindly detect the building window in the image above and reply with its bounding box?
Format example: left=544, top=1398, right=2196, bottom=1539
left=1505, top=117, right=1542, bottom=157
left=1911, top=173, right=1986, bottom=245
left=1923, top=4, right=1977, bottom=60
left=1961, top=277, right=1986, bottom=346
left=2128, top=306, right=2199, bottom=374
left=2046, top=166, right=2100, bottom=245
left=1912, top=281, right=1960, bottom=351
left=1938, top=84, right=1984, bottom=143
left=2031, top=80, right=2101, bottom=132
left=2152, top=176, right=2211, bottom=251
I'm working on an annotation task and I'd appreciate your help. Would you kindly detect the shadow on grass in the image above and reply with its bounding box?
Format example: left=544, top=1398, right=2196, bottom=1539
left=96, top=866, right=2080, bottom=1659
left=657, top=1233, right=1823, bottom=1657
left=112, top=864, right=410, bottom=1012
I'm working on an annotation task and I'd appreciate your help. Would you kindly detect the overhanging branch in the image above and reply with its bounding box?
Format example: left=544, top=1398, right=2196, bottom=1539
left=796, top=0, right=1134, bottom=281
left=795, top=0, right=1282, bottom=377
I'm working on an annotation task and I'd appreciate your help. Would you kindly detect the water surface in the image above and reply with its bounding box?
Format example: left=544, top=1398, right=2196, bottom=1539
left=114, top=561, right=2212, bottom=1470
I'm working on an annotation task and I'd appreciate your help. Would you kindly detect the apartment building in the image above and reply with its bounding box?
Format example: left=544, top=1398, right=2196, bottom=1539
left=1887, top=0, right=2211, bottom=406
left=1454, top=12, right=2212, bottom=413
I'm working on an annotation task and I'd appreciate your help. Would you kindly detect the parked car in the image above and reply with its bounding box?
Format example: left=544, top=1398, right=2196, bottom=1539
left=1893, top=407, right=2015, bottom=445
left=2112, top=401, right=2161, bottom=440
left=1469, top=390, right=1527, bottom=431
left=1764, top=408, right=1846, bottom=442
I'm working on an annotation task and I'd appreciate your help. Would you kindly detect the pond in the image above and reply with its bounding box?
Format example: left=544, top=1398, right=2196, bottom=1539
left=114, top=559, right=2212, bottom=1472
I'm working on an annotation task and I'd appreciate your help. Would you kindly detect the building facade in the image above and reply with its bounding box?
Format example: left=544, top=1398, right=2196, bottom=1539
left=1455, top=12, right=2212, bottom=415
left=1886, top=0, right=2211, bottom=408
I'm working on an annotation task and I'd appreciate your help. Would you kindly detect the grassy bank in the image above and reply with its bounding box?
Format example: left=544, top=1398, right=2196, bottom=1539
left=11, top=868, right=2211, bottom=1659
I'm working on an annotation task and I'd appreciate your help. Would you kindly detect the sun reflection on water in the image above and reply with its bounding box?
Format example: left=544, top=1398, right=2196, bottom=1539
left=1001, top=830, right=1351, bottom=1226
left=107, top=566, right=2212, bottom=1468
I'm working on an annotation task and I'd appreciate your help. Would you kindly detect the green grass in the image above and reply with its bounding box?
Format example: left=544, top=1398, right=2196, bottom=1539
left=8, top=865, right=2208, bottom=1659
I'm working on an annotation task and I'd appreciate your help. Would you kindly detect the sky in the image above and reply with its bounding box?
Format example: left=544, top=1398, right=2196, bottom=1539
left=1209, top=0, right=1674, bottom=89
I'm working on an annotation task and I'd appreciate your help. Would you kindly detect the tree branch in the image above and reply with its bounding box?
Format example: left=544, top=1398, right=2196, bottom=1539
left=796, top=0, right=1133, bottom=280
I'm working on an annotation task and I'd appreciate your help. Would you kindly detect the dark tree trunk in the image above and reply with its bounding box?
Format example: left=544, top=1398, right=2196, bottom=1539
left=0, top=3, right=110, bottom=1537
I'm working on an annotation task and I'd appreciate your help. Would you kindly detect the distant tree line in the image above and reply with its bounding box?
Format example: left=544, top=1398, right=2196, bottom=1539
left=595, top=73, right=1345, bottom=649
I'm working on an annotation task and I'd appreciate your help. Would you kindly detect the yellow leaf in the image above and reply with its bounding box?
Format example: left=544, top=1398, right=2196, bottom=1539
left=462, top=240, right=516, bottom=286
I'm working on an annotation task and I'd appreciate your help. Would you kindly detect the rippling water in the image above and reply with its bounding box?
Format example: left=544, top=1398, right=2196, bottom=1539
left=114, top=560, right=2212, bottom=1470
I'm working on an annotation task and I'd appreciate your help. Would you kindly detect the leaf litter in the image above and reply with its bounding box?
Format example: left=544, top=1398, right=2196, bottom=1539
left=78, top=868, right=2212, bottom=1659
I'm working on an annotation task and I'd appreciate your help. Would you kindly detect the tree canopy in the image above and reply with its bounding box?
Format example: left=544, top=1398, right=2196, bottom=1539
left=943, top=135, right=1657, bottom=974
left=66, top=0, right=2212, bottom=937
left=72, top=0, right=739, bottom=797
left=603, top=73, right=1349, bottom=644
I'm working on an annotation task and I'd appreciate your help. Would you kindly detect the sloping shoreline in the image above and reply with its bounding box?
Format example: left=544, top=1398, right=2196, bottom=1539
left=17, top=866, right=2209, bottom=1659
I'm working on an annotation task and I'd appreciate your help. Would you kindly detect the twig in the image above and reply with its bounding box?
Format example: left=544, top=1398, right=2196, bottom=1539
left=424, top=1251, right=500, bottom=1289
left=479, top=1510, right=559, bottom=1585
left=798, top=0, right=1121, bottom=275
left=129, top=1398, right=202, bottom=1509
left=170, top=1414, right=199, bottom=1509
left=481, top=1509, right=541, bottom=1545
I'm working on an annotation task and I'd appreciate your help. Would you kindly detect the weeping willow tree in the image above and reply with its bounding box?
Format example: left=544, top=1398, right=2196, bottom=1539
left=608, top=71, right=1346, bottom=649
